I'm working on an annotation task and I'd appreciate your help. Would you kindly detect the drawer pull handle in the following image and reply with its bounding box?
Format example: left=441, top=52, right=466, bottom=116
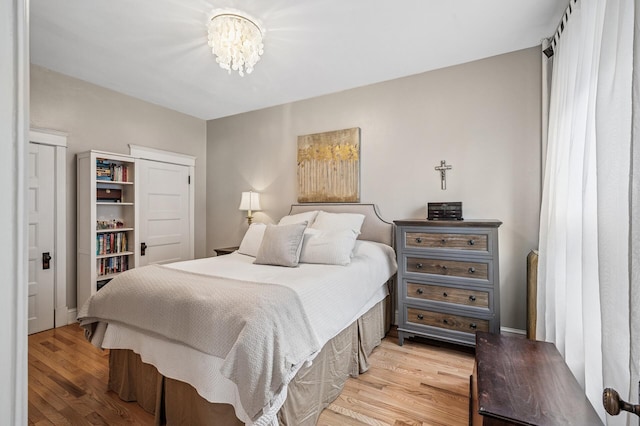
left=416, top=263, right=423, bottom=269
left=468, top=239, right=475, bottom=246
left=470, top=323, right=478, bottom=329
left=441, top=238, right=447, bottom=244
left=442, top=292, right=448, bottom=297
left=417, top=314, right=424, bottom=320
left=416, top=288, right=424, bottom=295
left=443, top=319, right=449, bottom=324
left=441, top=265, right=448, bottom=270
left=468, top=267, right=476, bottom=273
left=415, top=237, right=423, bottom=243
left=469, top=295, right=476, bottom=302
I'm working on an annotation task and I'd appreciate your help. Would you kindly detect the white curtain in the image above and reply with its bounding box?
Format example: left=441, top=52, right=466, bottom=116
left=537, top=0, right=636, bottom=423
left=630, top=0, right=640, bottom=414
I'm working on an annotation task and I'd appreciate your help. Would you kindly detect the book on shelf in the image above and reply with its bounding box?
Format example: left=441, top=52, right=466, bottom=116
left=96, top=159, right=112, bottom=180
left=96, top=159, right=129, bottom=182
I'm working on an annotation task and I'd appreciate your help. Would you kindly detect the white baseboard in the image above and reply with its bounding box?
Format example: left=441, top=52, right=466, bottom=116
left=501, top=326, right=526, bottom=335
left=66, top=308, right=78, bottom=325
left=54, top=305, right=68, bottom=328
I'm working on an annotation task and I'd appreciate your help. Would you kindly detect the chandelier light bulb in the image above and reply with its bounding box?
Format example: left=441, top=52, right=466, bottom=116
left=207, top=9, right=265, bottom=77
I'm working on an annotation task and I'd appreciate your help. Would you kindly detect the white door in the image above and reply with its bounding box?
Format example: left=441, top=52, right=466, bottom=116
left=138, top=159, right=191, bottom=265
left=28, top=143, right=55, bottom=334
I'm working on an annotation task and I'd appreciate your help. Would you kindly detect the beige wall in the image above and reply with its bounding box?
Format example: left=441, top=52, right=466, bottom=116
left=30, top=65, right=207, bottom=310
left=207, top=47, right=542, bottom=331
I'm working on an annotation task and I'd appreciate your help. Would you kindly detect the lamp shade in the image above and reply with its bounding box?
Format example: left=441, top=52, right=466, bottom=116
left=238, top=191, right=261, bottom=211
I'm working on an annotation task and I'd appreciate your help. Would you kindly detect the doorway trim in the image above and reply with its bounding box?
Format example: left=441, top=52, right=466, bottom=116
left=129, top=144, right=195, bottom=167
left=29, top=128, right=68, bottom=327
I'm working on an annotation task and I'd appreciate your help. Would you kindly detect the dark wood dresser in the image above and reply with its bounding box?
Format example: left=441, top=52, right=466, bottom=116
left=213, top=246, right=239, bottom=256
left=470, top=332, right=603, bottom=425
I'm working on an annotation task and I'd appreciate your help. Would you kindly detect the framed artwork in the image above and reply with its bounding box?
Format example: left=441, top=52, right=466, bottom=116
left=297, top=127, right=360, bottom=203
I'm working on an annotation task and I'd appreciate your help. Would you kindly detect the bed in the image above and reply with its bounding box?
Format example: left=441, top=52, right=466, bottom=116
left=78, top=203, right=396, bottom=425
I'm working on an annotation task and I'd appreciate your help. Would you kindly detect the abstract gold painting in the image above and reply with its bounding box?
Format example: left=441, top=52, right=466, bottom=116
left=297, top=128, right=360, bottom=203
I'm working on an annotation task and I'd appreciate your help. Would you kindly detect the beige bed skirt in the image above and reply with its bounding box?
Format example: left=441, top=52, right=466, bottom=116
left=108, top=296, right=391, bottom=425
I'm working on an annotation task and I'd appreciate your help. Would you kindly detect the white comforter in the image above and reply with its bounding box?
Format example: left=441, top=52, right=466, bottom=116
left=94, top=240, right=397, bottom=425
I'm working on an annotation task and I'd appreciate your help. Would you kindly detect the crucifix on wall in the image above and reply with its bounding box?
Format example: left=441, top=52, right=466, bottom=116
left=434, top=160, right=452, bottom=190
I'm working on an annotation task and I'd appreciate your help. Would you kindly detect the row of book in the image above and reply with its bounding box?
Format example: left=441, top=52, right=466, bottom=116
left=97, top=232, right=128, bottom=255
left=96, top=159, right=129, bottom=182
left=97, top=255, right=129, bottom=277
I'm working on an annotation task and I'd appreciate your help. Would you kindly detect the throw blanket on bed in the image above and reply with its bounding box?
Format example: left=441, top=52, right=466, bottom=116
left=77, top=264, right=321, bottom=423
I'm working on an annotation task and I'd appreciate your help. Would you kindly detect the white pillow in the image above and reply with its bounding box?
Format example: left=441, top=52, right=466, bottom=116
left=254, top=222, right=308, bottom=267
left=237, top=223, right=267, bottom=257
left=278, top=210, right=319, bottom=226
left=299, top=228, right=359, bottom=265
left=310, top=211, right=365, bottom=234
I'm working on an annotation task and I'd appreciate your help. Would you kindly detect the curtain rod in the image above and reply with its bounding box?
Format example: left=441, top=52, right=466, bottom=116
left=543, top=0, right=578, bottom=58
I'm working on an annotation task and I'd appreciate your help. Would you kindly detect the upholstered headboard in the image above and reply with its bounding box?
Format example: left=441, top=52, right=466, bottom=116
left=288, top=203, right=393, bottom=247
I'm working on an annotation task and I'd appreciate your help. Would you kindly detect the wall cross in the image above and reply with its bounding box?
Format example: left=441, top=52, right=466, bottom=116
left=434, top=160, right=452, bottom=190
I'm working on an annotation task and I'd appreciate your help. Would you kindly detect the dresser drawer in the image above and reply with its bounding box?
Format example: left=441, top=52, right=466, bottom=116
left=407, top=307, right=490, bottom=334
left=406, top=307, right=490, bottom=334
left=406, top=257, right=488, bottom=280
left=406, top=282, right=490, bottom=309
left=405, top=232, right=488, bottom=251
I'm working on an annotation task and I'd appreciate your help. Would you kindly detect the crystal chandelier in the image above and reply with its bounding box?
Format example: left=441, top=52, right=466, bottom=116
left=207, top=9, right=265, bottom=77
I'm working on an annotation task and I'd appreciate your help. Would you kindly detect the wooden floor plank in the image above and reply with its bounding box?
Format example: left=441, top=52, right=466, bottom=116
left=321, top=402, right=390, bottom=425
left=29, top=326, right=155, bottom=425
left=29, top=324, right=474, bottom=425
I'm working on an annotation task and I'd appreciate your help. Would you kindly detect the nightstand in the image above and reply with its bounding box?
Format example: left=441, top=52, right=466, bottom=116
left=214, top=246, right=239, bottom=256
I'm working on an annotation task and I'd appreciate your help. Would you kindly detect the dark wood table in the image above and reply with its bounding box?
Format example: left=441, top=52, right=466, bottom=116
left=213, top=246, right=239, bottom=256
left=470, top=331, right=602, bottom=425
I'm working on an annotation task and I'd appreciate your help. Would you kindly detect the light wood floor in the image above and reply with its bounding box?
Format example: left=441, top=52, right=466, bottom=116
left=28, top=324, right=475, bottom=425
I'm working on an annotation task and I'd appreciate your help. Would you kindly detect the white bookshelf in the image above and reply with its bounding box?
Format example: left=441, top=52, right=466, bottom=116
left=76, top=150, right=138, bottom=310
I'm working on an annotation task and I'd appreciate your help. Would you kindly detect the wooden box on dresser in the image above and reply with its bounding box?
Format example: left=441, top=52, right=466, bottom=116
left=77, top=150, right=138, bottom=311
left=394, top=219, right=502, bottom=346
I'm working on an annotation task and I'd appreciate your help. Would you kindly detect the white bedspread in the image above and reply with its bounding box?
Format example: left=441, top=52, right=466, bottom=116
left=96, top=240, right=397, bottom=425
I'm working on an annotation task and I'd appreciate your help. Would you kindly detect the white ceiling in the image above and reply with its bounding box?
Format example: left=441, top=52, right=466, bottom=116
left=30, top=0, right=567, bottom=121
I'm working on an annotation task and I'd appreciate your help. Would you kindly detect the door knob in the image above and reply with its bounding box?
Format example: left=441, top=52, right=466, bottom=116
left=42, top=252, right=51, bottom=270
left=603, top=388, right=640, bottom=417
